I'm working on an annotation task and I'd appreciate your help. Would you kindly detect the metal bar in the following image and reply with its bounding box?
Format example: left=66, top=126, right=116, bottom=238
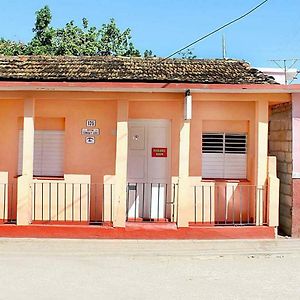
left=202, top=185, right=204, bottom=223
left=176, top=184, right=179, bottom=224
left=209, top=185, right=212, bottom=224
left=165, top=184, right=168, bottom=220
left=49, top=182, right=51, bottom=221
left=102, top=184, right=105, bottom=222
left=33, top=183, right=36, bottom=221
left=3, top=184, right=6, bottom=220
left=56, top=183, right=59, bottom=221
left=232, top=186, right=235, bottom=225
left=150, top=183, right=153, bottom=222
left=94, top=184, right=97, bottom=222
left=126, top=183, right=129, bottom=221
left=240, top=186, right=243, bottom=224
left=224, top=185, right=227, bottom=225
left=217, top=186, right=220, bottom=225
left=247, top=185, right=250, bottom=224
left=254, top=186, right=257, bottom=225
left=172, top=184, right=175, bottom=222
left=264, top=186, right=267, bottom=224
left=72, top=183, right=74, bottom=222
left=157, top=183, right=160, bottom=221
left=259, top=187, right=261, bottom=225
left=194, top=186, right=197, bottom=224
left=64, top=183, right=66, bottom=222
left=142, top=183, right=145, bottom=219
left=87, top=183, right=90, bottom=222
left=41, top=182, right=44, bottom=221
left=134, top=183, right=137, bottom=221
left=79, top=184, right=82, bottom=222
left=110, top=184, right=113, bottom=222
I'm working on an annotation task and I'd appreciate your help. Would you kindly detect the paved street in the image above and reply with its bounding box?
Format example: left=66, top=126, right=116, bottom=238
left=0, top=238, right=300, bottom=300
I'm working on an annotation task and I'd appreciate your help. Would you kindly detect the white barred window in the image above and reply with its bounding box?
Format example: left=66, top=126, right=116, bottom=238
left=18, top=130, right=64, bottom=177
left=202, top=133, right=247, bottom=179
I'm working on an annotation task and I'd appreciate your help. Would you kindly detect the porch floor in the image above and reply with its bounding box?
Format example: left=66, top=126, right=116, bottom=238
left=0, top=223, right=276, bottom=239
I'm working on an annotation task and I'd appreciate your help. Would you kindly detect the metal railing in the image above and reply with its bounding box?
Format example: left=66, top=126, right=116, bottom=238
left=193, top=184, right=267, bottom=226
left=0, top=183, right=16, bottom=223
left=126, top=182, right=178, bottom=222
left=31, top=182, right=114, bottom=224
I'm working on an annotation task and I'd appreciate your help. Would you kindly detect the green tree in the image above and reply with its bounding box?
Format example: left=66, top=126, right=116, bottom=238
left=0, top=38, right=27, bottom=55
left=143, top=49, right=156, bottom=58
left=178, top=48, right=196, bottom=59
left=26, top=5, right=56, bottom=55
left=98, top=19, right=140, bottom=56
left=0, top=5, right=146, bottom=57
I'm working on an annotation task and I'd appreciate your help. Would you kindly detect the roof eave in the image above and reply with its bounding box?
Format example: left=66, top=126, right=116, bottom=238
left=0, top=81, right=297, bottom=93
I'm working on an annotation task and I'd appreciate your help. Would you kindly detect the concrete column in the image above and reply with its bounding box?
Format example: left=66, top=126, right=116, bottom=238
left=267, top=156, right=279, bottom=227
left=113, top=100, right=128, bottom=228
left=255, top=99, right=268, bottom=225
left=177, top=120, right=192, bottom=227
left=17, top=98, right=35, bottom=225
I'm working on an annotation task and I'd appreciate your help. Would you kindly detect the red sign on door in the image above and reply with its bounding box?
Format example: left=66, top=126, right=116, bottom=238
left=152, top=147, right=167, bottom=158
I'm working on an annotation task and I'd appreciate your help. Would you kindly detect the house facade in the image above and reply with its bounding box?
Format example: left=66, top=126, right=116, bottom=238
left=0, top=56, right=289, bottom=239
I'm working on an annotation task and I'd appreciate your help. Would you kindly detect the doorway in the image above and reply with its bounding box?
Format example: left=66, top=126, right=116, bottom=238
left=127, top=120, right=171, bottom=221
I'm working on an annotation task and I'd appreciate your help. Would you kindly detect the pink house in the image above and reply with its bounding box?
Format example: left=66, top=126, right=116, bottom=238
left=0, top=55, right=291, bottom=239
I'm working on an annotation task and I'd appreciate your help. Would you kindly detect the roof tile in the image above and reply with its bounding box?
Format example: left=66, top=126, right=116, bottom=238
left=0, top=55, right=277, bottom=84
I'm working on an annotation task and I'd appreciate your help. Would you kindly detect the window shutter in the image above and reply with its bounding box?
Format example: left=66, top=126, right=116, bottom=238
left=18, top=130, right=64, bottom=177
left=224, top=134, right=247, bottom=179
left=202, top=133, right=224, bottom=178
left=202, top=133, right=247, bottom=179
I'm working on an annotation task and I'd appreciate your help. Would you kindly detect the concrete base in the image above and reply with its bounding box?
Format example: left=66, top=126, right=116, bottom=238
left=0, top=223, right=276, bottom=239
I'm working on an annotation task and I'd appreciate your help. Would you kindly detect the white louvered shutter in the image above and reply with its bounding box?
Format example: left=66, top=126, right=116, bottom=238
left=18, top=130, right=64, bottom=177
left=202, top=133, right=247, bottom=179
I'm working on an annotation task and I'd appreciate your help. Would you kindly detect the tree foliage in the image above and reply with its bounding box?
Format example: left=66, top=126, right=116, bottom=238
left=0, top=5, right=151, bottom=57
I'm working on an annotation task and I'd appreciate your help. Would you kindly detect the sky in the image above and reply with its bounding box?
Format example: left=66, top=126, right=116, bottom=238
left=0, top=0, right=299, bottom=70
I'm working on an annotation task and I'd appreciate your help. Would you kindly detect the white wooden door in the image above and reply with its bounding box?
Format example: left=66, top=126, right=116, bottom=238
left=127, top=120, right=171, bottom=220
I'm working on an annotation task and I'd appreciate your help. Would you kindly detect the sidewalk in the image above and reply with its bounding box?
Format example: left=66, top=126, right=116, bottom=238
left=0, top=237, right=299, bottom=258
left=1, top=238, right=300, bottom=300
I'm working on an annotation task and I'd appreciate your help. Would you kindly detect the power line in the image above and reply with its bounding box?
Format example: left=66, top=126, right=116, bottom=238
left=161, top=0, right=270, bottom=61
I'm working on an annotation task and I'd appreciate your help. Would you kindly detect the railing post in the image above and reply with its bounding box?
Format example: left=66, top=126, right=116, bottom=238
left=177, top=120, right=193, bottom=227
left=114, top=100, right=128, bottom=228
left=17, top=98, right=35, bottom=225
left=255, top=99, right=268, bottom=225
left=267, top=156, right=280, bottom=227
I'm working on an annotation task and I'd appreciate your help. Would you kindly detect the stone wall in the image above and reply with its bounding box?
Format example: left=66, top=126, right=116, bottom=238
left=269, top=102, right=292, bottom=235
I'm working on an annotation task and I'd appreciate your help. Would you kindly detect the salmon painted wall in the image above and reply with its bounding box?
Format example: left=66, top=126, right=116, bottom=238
left=0, top=100, right=23, bottom=183
left=35, top=99, right=117, bottom=184
left=190, top=101, right=256, bottom=182
left=0, top=99, right=23, bottom=219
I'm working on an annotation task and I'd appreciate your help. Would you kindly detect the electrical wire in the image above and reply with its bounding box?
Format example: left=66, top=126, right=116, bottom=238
left=161, top=0, right=270, bottom=61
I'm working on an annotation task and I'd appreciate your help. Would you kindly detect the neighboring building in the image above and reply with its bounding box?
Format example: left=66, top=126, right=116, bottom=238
left=0, top=56, right=290, bottom=239
left=269, top=95, right=300, bottom=237
left=258, top=67, right=298, bottom=85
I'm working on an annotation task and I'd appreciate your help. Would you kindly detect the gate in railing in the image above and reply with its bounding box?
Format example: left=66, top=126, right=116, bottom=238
left=193, top=184, right=267, bottom=226
left=0, top=183, right=16, bottom=224
left=126, top=182, right=178, bottom=222
left=31, top=182, right=114, bottom=224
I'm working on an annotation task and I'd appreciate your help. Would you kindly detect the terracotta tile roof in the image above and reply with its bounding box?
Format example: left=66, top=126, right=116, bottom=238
left=0, top=55, right=277, bottom=84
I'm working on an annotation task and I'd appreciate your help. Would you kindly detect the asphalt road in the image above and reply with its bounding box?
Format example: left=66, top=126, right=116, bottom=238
left=0, top=238, right=300, bottom=300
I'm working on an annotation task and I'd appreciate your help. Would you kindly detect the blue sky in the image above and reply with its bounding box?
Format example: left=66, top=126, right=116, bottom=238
left=0, top=0, right=299, bottom=69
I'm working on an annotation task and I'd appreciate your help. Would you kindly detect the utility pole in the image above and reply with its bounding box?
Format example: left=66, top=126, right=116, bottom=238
left=222, top=34, right=227, bottom=59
